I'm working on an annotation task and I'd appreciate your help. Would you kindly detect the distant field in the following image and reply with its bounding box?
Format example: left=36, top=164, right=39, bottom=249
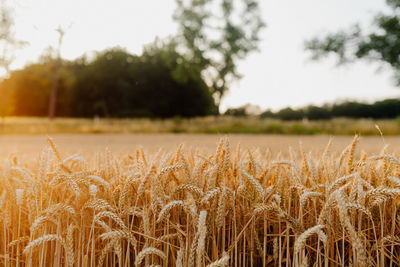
left=1, top=116, right=400, bottom=135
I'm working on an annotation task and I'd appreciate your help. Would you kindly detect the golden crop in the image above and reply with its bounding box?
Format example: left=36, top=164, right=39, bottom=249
left=0, top=136, right=399, bottom=266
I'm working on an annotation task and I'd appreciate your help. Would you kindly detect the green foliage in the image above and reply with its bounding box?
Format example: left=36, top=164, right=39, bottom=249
left=259, top=98, right=400, bottom=121
left=0, top=43, right=216, bottom=118
left=73, top=45, right=216, bottom=118
left=259, top=109, right=275, bottom=119
left=0, top=0, right=26, bottom=74
left=305, top=0, right=400, bottom=84
left=262, top=124, right=283, bottom=134
left=330, top=99, right=400, bottom=119
left=276, top=107, right=304, bottom=121
left=331, top=102, right=371, bottom=118
left=224, top=107, right=247, bottom=117
left=173, top=0, right=265, bottom=113
left=289, top=124, right=320, bottom=135
left=1, top=116, right=400, bottom=135
left=224, top=103, right=261, bottom=117
left=304, top=105, right=332, bottom=120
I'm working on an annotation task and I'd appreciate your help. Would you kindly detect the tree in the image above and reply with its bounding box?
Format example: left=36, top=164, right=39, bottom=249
left=259, top=109, right=275, bottom=119
left=0, top=43, right=215, bottom=118
left=224, top=106, right=247, bottom=117
left=0, top=0, right=25, bottom=129
left=276, top=107, right=303, bottom=121
left=173, top=0, right=265, bottom=114
left=3, top=64, right=52, bottom=116
left=305, top=0, right=400, bottom=85
left=304, top=105, right=332, bottom=120
left=1, top=60, right=75, bottom=117
left=0, top=0, right=25, bottom=75
left=48, top=26, right=66, bottom=119
left=72, top=45, right=215, bottom=118
left=224, top=103, right=261, bottom=116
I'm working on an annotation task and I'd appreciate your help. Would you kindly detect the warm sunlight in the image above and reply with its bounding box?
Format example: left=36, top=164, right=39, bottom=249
left=1, top=1, right=400, bottom=266
left=6, top=0, right=399, bottom=111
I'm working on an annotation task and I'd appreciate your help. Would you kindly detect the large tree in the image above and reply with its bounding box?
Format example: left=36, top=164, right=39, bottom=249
left=0, top=0, right=25, bottom=75
left=0, top=59, right=75, bottom=117
left=0, top=0, right=25, bottom=121
left=72, top=45, right=215, bottom=118
left=0, top=0, right=15, bottom=75
left=173, top=0, right=265, bottom=114
left=305, top=0, right=400, bottom=85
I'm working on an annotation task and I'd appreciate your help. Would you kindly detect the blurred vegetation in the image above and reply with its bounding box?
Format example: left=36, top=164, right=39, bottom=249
left=2, top=42, right=400, bottom=120
left=227, top=99, right=400, bottom=121
left=306, top=0, right=400, bottom=85
left=1, top=116, right=400, bottom=135
left=224, top=103, right=261, bottom=117
left=0, top=0, right=26, bottom=74
left=0, top=0, right=265, bottom=118
left=174, top=0, right=265, bottom=114
left=72, top=42, right=215, bottom=117
left=1, top=0, right=400, bottom=122
left=0, top=43, right=216, bottom=118
left=224, top=107, right=247, bottom=117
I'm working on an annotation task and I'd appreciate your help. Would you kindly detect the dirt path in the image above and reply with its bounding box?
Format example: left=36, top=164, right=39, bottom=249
left=0, top=133, right=395, bottom=160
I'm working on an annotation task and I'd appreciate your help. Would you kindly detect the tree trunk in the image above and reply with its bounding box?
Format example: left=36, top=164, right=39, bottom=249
left=0, top=116, right=4, bottom=132
left=215, top=102, right=221, bottom=116
left=213, top=89, right=224, bottom=116
left=48, top=27, right=65, bottom=120
left=48, top=59, right=60, bottom=119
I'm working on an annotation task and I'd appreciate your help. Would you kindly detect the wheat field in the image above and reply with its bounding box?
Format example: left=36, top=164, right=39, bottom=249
left=0, top=136, right=400, bottom=266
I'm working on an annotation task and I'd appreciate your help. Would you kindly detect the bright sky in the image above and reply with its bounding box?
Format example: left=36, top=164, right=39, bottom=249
left=7, top=0, right=400, bottom=111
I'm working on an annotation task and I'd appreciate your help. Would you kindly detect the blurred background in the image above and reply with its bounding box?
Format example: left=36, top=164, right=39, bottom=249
left=1, top=0, right=400, bottom=135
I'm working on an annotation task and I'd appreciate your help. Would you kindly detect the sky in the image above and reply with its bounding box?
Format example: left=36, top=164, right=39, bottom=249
left=6, top=0, right=400, bottom=111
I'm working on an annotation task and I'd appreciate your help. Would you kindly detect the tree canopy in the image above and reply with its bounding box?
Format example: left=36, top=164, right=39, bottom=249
left=0, top=0, right=25, bottom=74
left=305, top=0, right=400, bottom=85
left=72, top=44, right=215, bottom=118
left=0, top=0, right=26, bottom=117
left=1, top=0, right=265, bottom=118
left=0, top=44, right=216, bottom=118
left=173, top=0, right=265, bottom=113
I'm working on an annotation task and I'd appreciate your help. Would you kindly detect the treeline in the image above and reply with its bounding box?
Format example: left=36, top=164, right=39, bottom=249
left=226, top=99, right=400, bottom=120
left=0, top=41, right=216, bottom=118
left=2, top=39, right=400, bottom=120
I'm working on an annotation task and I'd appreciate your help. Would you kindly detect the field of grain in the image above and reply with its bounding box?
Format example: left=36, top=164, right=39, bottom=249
left=1, top=135, right=400, bottom=266
left=1, top=116, right=400, bottom=135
